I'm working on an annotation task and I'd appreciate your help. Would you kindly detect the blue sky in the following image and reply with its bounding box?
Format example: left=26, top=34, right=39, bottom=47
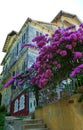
left=0, top=0, right=83, bottom=73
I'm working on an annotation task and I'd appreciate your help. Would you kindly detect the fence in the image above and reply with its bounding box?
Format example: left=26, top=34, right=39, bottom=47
left=38, top=80, right=75, bottom=106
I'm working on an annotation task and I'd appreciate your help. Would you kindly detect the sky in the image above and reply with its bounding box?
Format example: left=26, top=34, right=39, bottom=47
left=0, top=0, right=83, bottom=73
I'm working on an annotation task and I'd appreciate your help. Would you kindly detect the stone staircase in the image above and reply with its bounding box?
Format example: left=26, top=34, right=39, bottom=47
left=22, top=119, right=49, bottom=130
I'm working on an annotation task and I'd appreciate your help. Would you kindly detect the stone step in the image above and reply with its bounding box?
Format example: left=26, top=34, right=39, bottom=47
left=22, top=119, right=43, bottom=124
left=23, top=123, right=45, bottom=129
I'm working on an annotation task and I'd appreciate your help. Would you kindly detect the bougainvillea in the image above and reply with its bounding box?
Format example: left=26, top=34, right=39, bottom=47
left=28, top=24, right=83, bottom=88
left=4, top=24, right=83, bottom=88
left=70, top=64, right=83, bottom=77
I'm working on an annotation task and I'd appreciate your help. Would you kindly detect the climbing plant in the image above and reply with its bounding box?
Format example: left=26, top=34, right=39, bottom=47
left=4, top=24, right=83, bottom=89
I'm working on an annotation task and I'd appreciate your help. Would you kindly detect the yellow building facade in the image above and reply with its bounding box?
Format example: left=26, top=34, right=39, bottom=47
left=0, top=10, right=82, bottom=114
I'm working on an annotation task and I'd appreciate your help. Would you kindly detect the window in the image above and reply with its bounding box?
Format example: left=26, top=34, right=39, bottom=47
left=36, top=31, right=42, bottom=36
left=30, top=102, right=32, bottom=108
left=36, top=31, right=40, bottom=36
left=22, top=33, right=25, bottom=43
left=19, top=95, right=25, bottom=110
left=22, top=62, right=25, bottom=71
left=12, top=71, right=15, bottom=76
left=40, top=32, right=42, bottom=35
left=34, top=100, right=36, bottom=106
left=16, top=44, right=19, bottom=55
left=14, top=99, right=19, bottom=112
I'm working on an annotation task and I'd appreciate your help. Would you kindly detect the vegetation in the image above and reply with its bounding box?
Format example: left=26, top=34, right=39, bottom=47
left=0, top=105, right=6, bottom=130
left=0, top=105, right=11, bottom=130
left=0, top=113, right=5, bottom=130
left=78, top=94, right=83, bottom=102
left=0, top=105, right=7, bottom=113
left=4, top=24, right=83, bottom=89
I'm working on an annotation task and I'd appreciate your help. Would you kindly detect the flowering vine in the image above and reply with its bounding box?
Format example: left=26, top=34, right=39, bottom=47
left=4, top=24, right=83, bottom=88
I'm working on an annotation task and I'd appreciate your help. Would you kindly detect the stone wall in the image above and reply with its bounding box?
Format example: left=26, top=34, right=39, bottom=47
left=4, top=117, right=23, bottom=130
left=35, top=94, right=83, bottom=130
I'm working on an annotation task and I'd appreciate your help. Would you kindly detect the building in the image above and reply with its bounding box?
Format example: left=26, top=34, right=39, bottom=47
left=1, top=17, right=56, bottom=115
left=51, top=10, right=81, bottom=28
left=0, top=10, right=81, bottom=115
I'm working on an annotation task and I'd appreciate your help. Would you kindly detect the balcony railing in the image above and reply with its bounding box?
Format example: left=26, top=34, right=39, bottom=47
left=38, top=84, right=74, bottom=106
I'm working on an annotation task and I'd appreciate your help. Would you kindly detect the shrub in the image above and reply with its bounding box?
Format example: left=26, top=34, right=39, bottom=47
left=78, top=94, right=83, bottom=102
left=5, top=112, right=11, bottom=116
left=0, top=105, right=6, bottom=113
left=0, top=113, right=5, bottom=130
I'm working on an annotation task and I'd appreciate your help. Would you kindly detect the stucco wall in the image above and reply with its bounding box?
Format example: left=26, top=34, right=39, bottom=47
left=35, top=94, right=83, bottom=130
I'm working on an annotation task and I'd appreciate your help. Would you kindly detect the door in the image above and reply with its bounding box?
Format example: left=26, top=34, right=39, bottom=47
left=29, top=92, right=36, bottom=113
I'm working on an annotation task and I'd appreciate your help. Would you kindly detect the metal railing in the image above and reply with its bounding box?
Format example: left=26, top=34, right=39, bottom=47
left=38, top=85, right=74, bottom=106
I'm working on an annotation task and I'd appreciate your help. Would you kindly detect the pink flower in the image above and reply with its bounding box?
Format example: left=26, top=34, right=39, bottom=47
left=80, top=23, right=83, bottom=28
left=38, top=78, right=48, bottom=88
left=57, top=64, right=61, bottom=69
left=72, top=42, right=76, bottom=47
left=18, top=80, right=24, bottom=85
left=74, top=68, right=81, bottom=74
left=60, top=50, right=67, bottom=57
left=78, top=64, right=83, bottom=69
left=34, top=61, right=40, bottom=68
left=66, top=25, right=75, bottom=30
left=13, top=73, right=22, bottom=79
left=4, top=78, right=14, bottom=88
left=53, top=61, right=58, bottom=65
left=66, top=44, right=72, bottom=50
left=56, top=49, right=61, bottom=54
left=37, top=40, right=46, bottom=48
left=73, top=52, right=82, bottom=61
left=45, top=69, right=53, bottom=77
left=30, top=76, right=36, bottom=83
left=47, top=54, right=53, bottom=59
left=70, top=34, right=77, bottom=41
left=70, top=71, right=75, bottom=77
left=70, top=64, right=83, bottom=77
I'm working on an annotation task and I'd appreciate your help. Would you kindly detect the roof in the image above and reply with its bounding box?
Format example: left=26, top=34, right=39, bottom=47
left=2, top=31, right=17, bottom=52
left=34, top=20, right=57, bottom=31
left=9, top=31, right=17, bottom=36
left=35, top=20, right=57, bottom=26
left=51, top=10, right=82, bottom=23
left=18, top=17, right=54, bottom=36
